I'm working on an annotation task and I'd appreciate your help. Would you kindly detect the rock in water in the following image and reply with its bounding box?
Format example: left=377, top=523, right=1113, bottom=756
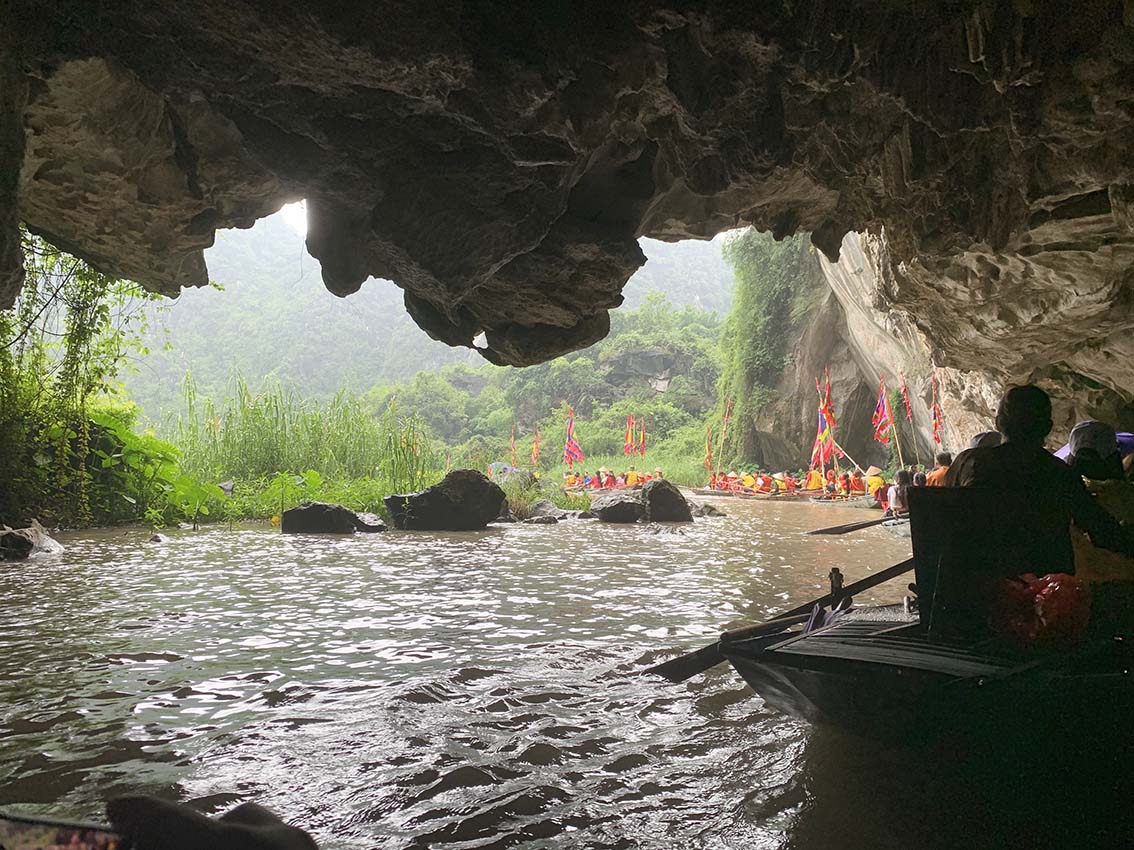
left=689, top=500, right=726, bottom=518
left=591, top=491, right=646, bottom=523
left=281, top=502, right=387, bottom=534
left=385, top=469, right=506, bottom=531
left=523, top=515, right=558, bottom=525
left=642, top=480, right=694, bottom=522
left=0, top=519, right=64, bottom=560
left=528, top=499, right=568, bottom=520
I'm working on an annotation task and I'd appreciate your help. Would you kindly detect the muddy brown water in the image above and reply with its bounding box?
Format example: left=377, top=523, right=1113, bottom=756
left=1, top=498, right=1106, bottom=849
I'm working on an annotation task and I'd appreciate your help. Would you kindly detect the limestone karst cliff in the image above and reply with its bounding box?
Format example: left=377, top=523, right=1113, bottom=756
left=3, top=2, right=1132, bottom=423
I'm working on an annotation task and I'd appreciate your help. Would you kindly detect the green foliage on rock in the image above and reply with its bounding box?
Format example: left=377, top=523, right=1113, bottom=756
left=716, top=230, right=824, bottom=468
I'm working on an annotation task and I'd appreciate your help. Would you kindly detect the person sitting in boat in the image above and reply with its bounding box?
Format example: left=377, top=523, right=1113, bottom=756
left=913, top=471, right=927, bottom=487
left=741, top=470, right=756, bottom=490
left=969, top=430, right=1002, bottom=449
left=625, top=466, right=640, bottom=486
left=926, top=451, right=952, bottom=486
left=1066, top=420, right=1134, bottom=582
left=886, top=469, right=912, bottom=516
left=823, top=469, right=839, bottom=494
left=945, top=385, right=1134, bottom=573
left=849, top=469, right=866, bottom=494
left=839, top=471, right=852, bottom=495
left=653, top=467, right=664, bottom=479
left=804, top=468, right=824, bottom=491
left=783, top=472, right=798, bottom=493
left=865, top=465, right=886, bottom=498
left=589, top=470, right=603, bottom=489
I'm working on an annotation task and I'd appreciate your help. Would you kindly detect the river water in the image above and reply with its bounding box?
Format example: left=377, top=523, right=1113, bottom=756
left=0, top=498, right=1084, bottom=848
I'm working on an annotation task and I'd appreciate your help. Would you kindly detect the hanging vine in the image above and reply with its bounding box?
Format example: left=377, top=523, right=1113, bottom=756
left=0, top=233, right=167, bottom=526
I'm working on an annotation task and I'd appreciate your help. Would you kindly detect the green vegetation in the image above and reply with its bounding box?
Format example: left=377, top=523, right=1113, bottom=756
left=4, top=218, right=847, bottom=529
left=0, top=234, right=172, bottom=527
left=716, top=231, right=825, bottom=468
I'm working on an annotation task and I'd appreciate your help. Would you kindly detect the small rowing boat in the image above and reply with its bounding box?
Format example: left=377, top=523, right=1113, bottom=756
left=881, top=517, right=911, bottom=537
left=693, top=488, right=1134, bottom=747
left=688, top=487, right=816, bottom=501
left=809, top=493, right=879, bottom=508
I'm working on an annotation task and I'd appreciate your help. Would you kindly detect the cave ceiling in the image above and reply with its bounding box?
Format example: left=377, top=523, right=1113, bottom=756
left=2, top=1, right=1132, bottom=379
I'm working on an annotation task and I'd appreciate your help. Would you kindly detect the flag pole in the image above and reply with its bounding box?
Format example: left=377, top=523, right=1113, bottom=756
left=815, top=377, right=839, bottom=478
left=831, top=438, right=865, bottom=473
left=714, top=397, right=733, bottom=475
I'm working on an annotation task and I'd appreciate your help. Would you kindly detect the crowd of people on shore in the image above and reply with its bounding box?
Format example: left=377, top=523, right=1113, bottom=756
left=564, top=466, right=664, bottom=489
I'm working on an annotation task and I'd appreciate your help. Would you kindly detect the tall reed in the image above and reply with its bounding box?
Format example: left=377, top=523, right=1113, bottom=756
left=174, top=374, right=440, bottom=493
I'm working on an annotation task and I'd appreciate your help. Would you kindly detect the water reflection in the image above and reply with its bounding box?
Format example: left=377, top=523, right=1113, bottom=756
left=1, top=499, right=919, bottom=848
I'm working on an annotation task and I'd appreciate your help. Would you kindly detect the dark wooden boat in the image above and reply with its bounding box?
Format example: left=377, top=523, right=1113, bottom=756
left=715, top=488, right=1134, bottom=744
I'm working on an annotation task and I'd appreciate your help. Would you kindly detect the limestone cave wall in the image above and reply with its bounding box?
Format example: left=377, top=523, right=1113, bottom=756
left=3, top=2, right=1133, bottom=420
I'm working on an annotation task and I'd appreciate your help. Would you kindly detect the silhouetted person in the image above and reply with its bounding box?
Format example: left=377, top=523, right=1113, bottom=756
left=945, top=385, right=1134, bottom=573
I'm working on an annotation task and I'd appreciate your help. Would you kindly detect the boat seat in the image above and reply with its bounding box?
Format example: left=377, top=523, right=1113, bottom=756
left=907, top=486, right=1070, bottom=640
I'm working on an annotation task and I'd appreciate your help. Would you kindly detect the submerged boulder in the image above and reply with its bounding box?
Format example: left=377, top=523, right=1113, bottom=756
left=689, top=500, right=726, bottom=518
left=528, top=499, right=568, bottom=520
left=642, top=479, right=693, bottom=522
left=591, top=491, right=646, bottom=524
left=281, top=502, right=386, bottom=534
left=523, top=515, right=559, bottom=525
left=0, top=519, right=64, bottom=560
left=385, top=469, right=506, bottom=531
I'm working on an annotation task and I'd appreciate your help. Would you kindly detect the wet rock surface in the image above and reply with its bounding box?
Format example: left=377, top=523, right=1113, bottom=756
left=528, top=499, right=569, bottom=520
left=591, top=492, right=647, bottom=524
left=4, top=2, right=1133, bottom=392
left=523, top=515, right=559, bottom=525
left=688, top=501, right=725, bottom=518
left=281, top=502, right=387, bottom=534
left=642, top=479, right=693, bottom=523
left=386, top=469, right=505, bottom=531
left=0, top=519, right=63, bottom=560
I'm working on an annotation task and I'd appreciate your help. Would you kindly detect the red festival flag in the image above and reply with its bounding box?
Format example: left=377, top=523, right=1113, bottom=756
left=931, top=374, right=944, bottom=445
left=871, top=379, right=894, bottom=445
left=900, top=376, right=914, bottom=422
left=531, top=428, right=540, bottom=466
left=638, top=419, right=647, bottom=457
left=822, top=367, right=837, bottom=428
left=624, top=414, right=636, bottom=455
left=562, top=407, right=585, bottom=467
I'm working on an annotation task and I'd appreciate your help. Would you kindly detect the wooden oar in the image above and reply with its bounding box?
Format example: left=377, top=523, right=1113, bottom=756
left=806, top=516, right=889, bottom=535
left=645, top=558, right=916, bottom=683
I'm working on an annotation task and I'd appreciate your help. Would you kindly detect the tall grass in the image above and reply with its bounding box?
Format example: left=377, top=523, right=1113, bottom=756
left=174, top=375, right=441, bottom=494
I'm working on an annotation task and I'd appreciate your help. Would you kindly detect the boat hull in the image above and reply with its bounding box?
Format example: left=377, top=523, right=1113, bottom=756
left=723, top=620, right=1134, bottom=745
left=687, top=488, right=815, bottom=501
left=809, top=494, right=878, bottom=508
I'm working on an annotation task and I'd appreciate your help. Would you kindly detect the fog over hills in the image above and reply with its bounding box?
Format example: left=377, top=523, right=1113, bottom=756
left=122, top=213, right=733, bottom=418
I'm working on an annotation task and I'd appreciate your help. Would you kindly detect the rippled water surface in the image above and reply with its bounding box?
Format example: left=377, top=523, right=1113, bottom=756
left=2, top=499, right=930, bottom=847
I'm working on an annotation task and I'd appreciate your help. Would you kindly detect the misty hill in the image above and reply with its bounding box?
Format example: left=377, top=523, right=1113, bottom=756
left=122, top=213, right=733, bottom=418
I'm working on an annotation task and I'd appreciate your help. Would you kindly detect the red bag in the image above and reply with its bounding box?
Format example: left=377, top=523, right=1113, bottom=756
left=989, top=572, right=1092, bottom=649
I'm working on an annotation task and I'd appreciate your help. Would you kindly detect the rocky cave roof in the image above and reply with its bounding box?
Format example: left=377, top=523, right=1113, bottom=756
left=2, top=2, right=1132, bottom=397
